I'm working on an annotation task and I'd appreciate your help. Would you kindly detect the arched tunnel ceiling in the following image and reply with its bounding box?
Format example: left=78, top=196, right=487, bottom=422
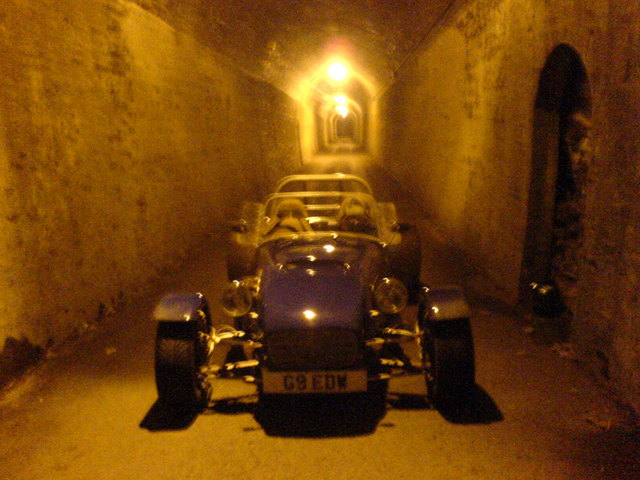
left=134, top=0, right=457, bottom=98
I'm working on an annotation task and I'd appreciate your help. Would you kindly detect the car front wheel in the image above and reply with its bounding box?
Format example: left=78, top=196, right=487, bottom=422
left=422, top=319, right=475, bottom=408
left=154, top=323, right=209, bottom=410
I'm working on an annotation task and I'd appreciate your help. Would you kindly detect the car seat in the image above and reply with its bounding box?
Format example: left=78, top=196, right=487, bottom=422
left=268, top=198, right=312, bottom=235
left=337, top=196, right=377, bottom=235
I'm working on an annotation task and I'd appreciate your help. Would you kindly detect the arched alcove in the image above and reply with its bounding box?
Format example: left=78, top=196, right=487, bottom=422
left=294, top=55, right=379, bottom=165
left=520, top=44, right=592, bottom=333
left=318, top=98, right=365, bottom=153
left=307, top=76, right=370, bottom=156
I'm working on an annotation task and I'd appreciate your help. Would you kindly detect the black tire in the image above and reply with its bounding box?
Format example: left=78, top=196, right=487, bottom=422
left=423, top=319, right=475, bottom=407
left=155, top=324, right=208, bottom=410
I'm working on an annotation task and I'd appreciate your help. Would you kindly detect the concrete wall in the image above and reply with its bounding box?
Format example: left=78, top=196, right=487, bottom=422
left=379, top=0, right=640, bottom=411
left=0, top=0, right=300, bottom=379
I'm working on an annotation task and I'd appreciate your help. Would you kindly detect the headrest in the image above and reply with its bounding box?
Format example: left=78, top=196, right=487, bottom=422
left=275, top=198, right=308, bottom=218
left=339, top=196, right=368, bottom=217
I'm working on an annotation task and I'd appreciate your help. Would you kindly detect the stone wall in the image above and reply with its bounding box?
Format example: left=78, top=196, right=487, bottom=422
left=0, top=0, right=300, bottom=379
left=379, top=0, right=640, bottom=411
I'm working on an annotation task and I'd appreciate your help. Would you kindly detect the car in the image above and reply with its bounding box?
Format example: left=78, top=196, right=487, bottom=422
left=151, top=173, right=475, bottom=413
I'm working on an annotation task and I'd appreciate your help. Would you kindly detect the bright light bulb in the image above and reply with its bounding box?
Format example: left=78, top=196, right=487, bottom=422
left=333, top=94, right=348, bottom=105
left=336, top=105, right=349, bottom=118
left=303, top=309, right=317, bottom=321
left=327, top=61, right=348, bottom=82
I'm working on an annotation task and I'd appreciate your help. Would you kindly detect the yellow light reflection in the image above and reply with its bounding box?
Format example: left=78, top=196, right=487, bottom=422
left=323, top=244, right=336, bottom=253
left=303, top=309, right=317, bottom=321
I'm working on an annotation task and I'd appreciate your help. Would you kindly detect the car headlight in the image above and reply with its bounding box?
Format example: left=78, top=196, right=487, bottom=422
left=374, top=277, right=408, bottom=314
left=222, top=279, right=254, bottom=317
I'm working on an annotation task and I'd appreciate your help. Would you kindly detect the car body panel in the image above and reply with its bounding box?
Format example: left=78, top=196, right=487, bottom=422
left=261, top=260, right=363, bottom=332
left=420, top=286, right=472, bottom=322
left=152, top=293, right=210, bottom=327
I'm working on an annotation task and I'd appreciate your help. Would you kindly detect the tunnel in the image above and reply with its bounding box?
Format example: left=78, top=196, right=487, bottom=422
left=0, top=0, right=639, bottom=475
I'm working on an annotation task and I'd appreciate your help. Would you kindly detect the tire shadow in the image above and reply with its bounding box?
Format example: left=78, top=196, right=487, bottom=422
left=388, top=384, right=502, bottom=424
left=139, top=400, right=201, bottom=431
left=139, top=384, right=502, bottom=433
left=140, top=395, right=257, bottom=431
left=434, top=385, right=504, bottom=424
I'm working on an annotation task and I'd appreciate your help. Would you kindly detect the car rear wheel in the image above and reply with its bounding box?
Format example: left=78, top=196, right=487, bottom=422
left=155, top=323, right=209, bottom=410
left=422, top=319, right=475, bottom=407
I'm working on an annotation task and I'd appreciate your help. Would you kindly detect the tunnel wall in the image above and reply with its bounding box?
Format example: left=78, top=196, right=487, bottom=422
left=380, top=0, right=640, bottom=412
left=0, top=0, right=300, bottom=377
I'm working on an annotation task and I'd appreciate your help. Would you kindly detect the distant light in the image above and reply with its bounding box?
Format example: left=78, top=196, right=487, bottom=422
left=327, top=61, right=348, bottom=82
left=336, top=105, right=349, bottom=118
left=323, top=244, right=336, bottom=253
left=303, top=309, right=317, bottom=321
left=333, top=94, right=348, bottom=105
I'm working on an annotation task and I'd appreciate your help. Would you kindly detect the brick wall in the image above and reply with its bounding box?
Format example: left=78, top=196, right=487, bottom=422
left=0, top=0, right=300, bottom=372
left=379, top=0, right=640, bottom=412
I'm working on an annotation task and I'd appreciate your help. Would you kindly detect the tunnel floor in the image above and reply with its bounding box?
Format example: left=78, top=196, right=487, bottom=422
left=0, top=163, right=638, bottom=480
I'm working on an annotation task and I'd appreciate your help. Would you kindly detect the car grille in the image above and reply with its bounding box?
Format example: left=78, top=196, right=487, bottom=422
left=265, top=328, right=361, bottom=370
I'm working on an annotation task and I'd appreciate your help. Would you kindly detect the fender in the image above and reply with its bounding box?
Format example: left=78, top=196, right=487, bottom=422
left=419, top=286, right=471, bottom=322
left=153, top=293, right=211, bottom=331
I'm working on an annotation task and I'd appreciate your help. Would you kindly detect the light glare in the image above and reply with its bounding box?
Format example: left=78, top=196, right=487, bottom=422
left=336, top=105, right=349, bottom=117
left=333, top=94, right=348, bottom=105
left=327, top=61, right=348, bottom=82
left=303, top=309, right=317, bottom=321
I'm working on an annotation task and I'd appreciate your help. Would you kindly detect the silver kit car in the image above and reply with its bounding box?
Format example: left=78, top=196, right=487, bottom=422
left=152, top=174, right=475, bottom=414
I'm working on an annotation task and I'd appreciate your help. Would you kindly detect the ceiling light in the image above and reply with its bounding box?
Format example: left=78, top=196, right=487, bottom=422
left=327, top=61, right=348, bottom=82
left=336, top=105, right=349, bottom=118
left=333, top=94, right=348, bottom=105
left=303, top=309, right=317, bottom=321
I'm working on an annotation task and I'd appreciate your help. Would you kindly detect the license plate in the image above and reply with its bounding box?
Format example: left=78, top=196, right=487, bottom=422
left=262, top=370, right=368, bottom=394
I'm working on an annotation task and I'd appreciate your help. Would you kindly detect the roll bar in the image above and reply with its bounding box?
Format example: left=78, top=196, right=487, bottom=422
left=273, top=174, right=373, bottom=195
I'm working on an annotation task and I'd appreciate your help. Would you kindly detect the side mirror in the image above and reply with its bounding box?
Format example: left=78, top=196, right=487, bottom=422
left=229, top=220, right=248, bottom=234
